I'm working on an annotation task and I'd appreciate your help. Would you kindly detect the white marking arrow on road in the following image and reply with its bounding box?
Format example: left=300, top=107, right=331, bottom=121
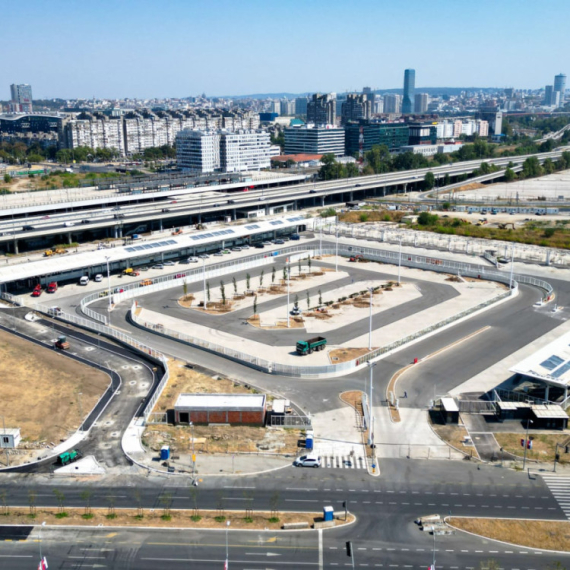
left=245, top=552, right=281, bottom=556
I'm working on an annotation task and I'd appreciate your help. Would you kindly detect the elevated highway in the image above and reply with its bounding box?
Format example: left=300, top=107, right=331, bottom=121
left=1, top=147, right=567, bottom=253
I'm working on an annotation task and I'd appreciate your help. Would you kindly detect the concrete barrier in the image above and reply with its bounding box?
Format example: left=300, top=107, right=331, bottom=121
left=282, top=522, right=310, bottom=530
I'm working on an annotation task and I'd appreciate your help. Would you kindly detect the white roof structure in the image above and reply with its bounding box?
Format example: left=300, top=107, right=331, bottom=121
left=175, top=393, right=266, bottom=411
left=510, top=330, right=570, bottom=388
left=440, top=398, right=459, bottom=412
left=0, top=215, right=309, bottom=284
left=531, top=404, right=569, bottom=419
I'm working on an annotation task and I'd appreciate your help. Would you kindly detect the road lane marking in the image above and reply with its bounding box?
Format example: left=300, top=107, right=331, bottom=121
left=318, top=529, right=323, bottom=570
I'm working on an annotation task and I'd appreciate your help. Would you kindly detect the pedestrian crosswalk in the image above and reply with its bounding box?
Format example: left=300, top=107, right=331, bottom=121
left=320, top=454, right=367, bottom=470
left=541, top=475, right=570, bottom=519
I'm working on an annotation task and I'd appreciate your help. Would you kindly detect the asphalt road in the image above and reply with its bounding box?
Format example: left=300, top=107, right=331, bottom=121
left=0, top=462, right=568, bottom=569
left=117, top=259, right=458, bottom=347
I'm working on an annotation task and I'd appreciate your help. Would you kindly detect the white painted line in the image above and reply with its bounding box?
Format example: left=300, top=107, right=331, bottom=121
left=318, top=529, right=323, bottom=570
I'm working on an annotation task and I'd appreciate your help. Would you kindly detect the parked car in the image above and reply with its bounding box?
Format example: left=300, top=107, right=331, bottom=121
left=293, top=455, right=321, bottom=468
left=23, top=225, right=35, bottom=231
left=254, top=243, right=265, bottom=249
left=64, top=221, right=75, bottom=227
left=94, top=274, right=103, bottom=282
left=241, top=244, right=250, bottom=249
left=262, top=241, right=272, bottom=246
left=221, top=249, right=231, bottom=254
left=274, top=239, right=285, bottom=245
left=187, top=257, right=199, bottom=263
left=79, top=276, right=90, bottom=285
left=214, top=251, right=224, bottom=256
left=152, top=264, right=164, bottom=269
left=290, top=234, right=300, bottom=241
left=161, top=208, right=171, bottom=213
left=232, top=246, right=241, bottom=252
left=80, top=219, right=91, bottom=224
left=198, top=254, right=210, bottom=259
left=163, top=260, right=176, bottom=266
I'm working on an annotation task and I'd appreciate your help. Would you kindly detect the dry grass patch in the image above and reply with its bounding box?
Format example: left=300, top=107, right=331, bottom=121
left=494, top=432, right=570, bottom=464
left=178, top=295, right=195, bottom=308
left=448, top=517, right=570, bottom=552
left=329, top=348, right=372, bottom=364
left=0, top=507, right=354, bottom=531
left=248, top=316, right=304, bottom=329
left=0, top=329, right=109, bottom=452
left=340, top=390, right=363, bottom=411
left=431, top=424, right=479, bottom=459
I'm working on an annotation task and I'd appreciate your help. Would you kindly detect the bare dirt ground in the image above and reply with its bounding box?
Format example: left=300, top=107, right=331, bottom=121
left=431, top=423, right=480, bottom=459
left=247, top=315, right=305, bottom=329
left=0, top=329, right=109, bottom=458
left=0, top=506, right=354, bottom=530
left=448, top=517, right=570, bottom=552
left=330, top=348, right=372, bottom=364
left=144, top=360, right=301, bottom=454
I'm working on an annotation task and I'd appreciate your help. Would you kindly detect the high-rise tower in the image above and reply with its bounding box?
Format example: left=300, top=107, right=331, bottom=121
left=402, top=69, right=415, bottom=114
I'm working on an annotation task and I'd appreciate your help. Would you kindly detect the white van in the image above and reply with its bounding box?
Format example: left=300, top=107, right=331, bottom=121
left=79, top=276, right=90, bottom=286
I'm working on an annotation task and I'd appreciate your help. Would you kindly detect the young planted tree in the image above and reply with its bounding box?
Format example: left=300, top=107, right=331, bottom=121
left=53, top=489, right=66, bottom=515
left=80, top=489, right=93, bottom=516
left=318, top=289, right=323, bottom=306
left=159, top=492, right=173, bottom=520
left=232, top=276, right=237, bottom=295
left=133, top=488, right=144, bottom=518
left=28, top=490, right=37, bottom=516
left=253, top=295, right=258, bottom=317
left=183, top=280, right=188, bottom=299
left=246, top=273, right=251, bottom=290
left=106, top=493, right=116, bottom=518
left=269, top=491, right=280, bottom=522
left=220, top=280, right=226, bottom=305
left=259, top=270, right=265, bottom=288
left=0, top=490, right=7, bottom=515
left=307, top=256, right=312, bottom=274
left=206, top=281, right=211, bottom=303
left=272, top=265, right=276, bottom=284
left=298, top=259, right=302, bottom=275
left=306, top=290, right=311, bottom=309
left=294, top=294, right=299, bottom=309
left=282, top=267, right=287, bottom=282
left=190, top=486, right=200, bottom=520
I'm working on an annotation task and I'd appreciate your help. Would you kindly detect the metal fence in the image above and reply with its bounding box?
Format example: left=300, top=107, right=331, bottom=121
left=269, top=415, right=312, bottom=427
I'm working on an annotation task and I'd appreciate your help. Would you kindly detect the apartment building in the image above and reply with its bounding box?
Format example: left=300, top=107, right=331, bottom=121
left=284, top=125, right=345, bottom=156
left=341, top=94, right=372, bottom=125
left=176, top=129, right=270, bottom=173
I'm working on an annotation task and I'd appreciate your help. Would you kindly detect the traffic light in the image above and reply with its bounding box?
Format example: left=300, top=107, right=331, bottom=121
left=343, top=501, right=347, bottom=509
left=346, top=541, right=352, bottom=557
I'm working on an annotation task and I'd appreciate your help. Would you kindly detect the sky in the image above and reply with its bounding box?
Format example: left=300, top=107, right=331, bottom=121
left=2, top=0, right=569, bottom=100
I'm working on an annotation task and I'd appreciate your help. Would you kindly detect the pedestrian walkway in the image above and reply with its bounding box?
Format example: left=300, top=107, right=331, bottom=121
left=321, top=453, right=367, bottom=470
left=541, top=475, right=570, bottom=519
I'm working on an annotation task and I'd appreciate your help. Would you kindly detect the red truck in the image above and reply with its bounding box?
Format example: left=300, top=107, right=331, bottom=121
left=31, top=284, right=42, bottom=297
left=47, top=282, right=58, bottom=293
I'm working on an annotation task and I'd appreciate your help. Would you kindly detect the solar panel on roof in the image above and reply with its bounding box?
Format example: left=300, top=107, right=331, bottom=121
left=191, top=236, right=200, bottom=240
left=541, top=355, right=564, bottom=370
left=125, top=247, right=136, bottom=252
left=142, top=244, right=153, bottom=249
left=150, top=243, right=161, bottom=248
left=245, top=224, right=260, bottom=230
left=134, top=246, right=145, bottom=251
left=167, top=240, right=177, bottom=245
left=226, top=229, right=235, bottom=234
left=202, top=233, right=213, bottom=238
left=212, top=231, right=222, bottom=236
left=552, top=361, right=570, bottom=378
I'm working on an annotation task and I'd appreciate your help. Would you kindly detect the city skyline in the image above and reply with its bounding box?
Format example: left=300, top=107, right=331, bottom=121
left=2, top=0, right=570, bottom=99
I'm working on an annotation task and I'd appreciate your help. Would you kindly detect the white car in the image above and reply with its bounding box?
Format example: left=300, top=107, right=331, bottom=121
left=187, top=257, right=199, bottom=263
left=241, top=244, right=250, bottom=250
left=64, top=221, right=76, bottom=227
left=79, top=276, right=90, bottom=286
left=163, top=261, right=176, bottom=266
left=293, top=455, right=321, bottom=468
left=94, top=274, right=103, bottom=282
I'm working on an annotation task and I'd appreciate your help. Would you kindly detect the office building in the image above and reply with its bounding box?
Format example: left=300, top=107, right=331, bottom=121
left=220, top=130, right=271, bottom=172
left=279, top=99, right=295, bottom=116
left=383, top=94, right=401, bottom=114
left=295, top=97, right=309, bottom=115
left=414, top=93, right=429, bottom=114
left=341, top=94, right=372, bottom=125
left=478, top=105, right=503, bottom=136
left=363, top=87, right=373, bottom=95
left=177, top=129, right=270, bottom=173
left=176, top=130, right=221, bottom=172
left=544, top=85, right=555, bottom=106
left=554, top=74, right=566, bottom=105
left=402, top=69, right=415, bottom=114
left=344, top=122, right=409, bottom=154
left=307, top=93, right=336, bottom=126
left=9, top=84, right=33, bottom=113
left=284, top=125, right=344, bottom=156
left=408, top=123, right=437, bottom=146
left=373, top=96, right=384, bottom=114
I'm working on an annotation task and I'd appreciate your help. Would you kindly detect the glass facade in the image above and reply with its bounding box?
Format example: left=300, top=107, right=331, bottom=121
left=345, top=123, right=410, bottom=155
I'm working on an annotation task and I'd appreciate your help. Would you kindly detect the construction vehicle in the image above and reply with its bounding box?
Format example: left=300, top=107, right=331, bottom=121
left=123, top=267, right=140, bottom=276
left=296, top=336, right=327, bottom=355
left=349, top=254, right=363, bottom=262
left=140, top=279, right=153, bottom=286
left=498, top=222, right=516, bottom=230
left=57, top=449, right=82, bottom=466
left=55, top=335, right=70, bottom=350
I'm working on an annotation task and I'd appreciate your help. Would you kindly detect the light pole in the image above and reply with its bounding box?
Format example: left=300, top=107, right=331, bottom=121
left=39, top=521, right=46, bottom=567
left=319, top=226, right=323, bottom=257
left=367, top=362, right=376, bottom=446
left=368, top=287, right=373, bottom=350
left=105, top=256, right=112, bottom=323
left=397, top=237, right=402, bottom=285
left=202, top=258, right=207, bottom=310
left=190, top=421, right=195, bottom=476
left=509, top=244, right=515, bottom=290
left=1, top=415, right=9, bottom=467
left=226, top=520, right=231, bottom=569
left=286, top=264, right=290, bottom=329
left=522, top=418, right=533, bottom=470
left=335, top=226, right=339, bottom=272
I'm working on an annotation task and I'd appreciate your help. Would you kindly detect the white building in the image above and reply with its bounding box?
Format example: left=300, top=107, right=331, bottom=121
left=176, top=130, right=221, bottom=173
left=220, top=130, right=271, bottom=172
left=284, top=125, right=345, bottom=156
left=176, top=129, right=270, bottom=173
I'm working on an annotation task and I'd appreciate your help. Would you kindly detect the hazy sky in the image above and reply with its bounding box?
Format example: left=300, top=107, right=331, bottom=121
left=2, top=0, right=569, bottom=99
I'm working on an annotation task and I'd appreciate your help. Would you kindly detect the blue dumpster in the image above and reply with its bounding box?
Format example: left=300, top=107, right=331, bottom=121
left=160, top=446, right=170, bottom=461
left=305, top=430, right=314, bottom=450
left=323, top=506, right=334, bottom=522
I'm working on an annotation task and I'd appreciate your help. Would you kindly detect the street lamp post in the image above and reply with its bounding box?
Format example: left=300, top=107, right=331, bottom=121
left=202, top=258, right=207, bottom=310
left=335, top=225, right=339, bottom=272
left=319, top=226, right=323, bottom=257
left=190, top=421, right=195, bottom=476
left=226, top=520, right=231, bottom=569
left=522, top=418, right=533, bottom=470
left=368, top=287, right=373, bottom=350
left=105, top=256, right=112, bottom=322
left=397, top=237, right=402, bottom=285
left=1, top=415, right=9, bottom=467
left=367, top=362, right=376, bottom=446
left=509, top=244, right=515, bottom=290
left=286, top=264, right=290, bottom=329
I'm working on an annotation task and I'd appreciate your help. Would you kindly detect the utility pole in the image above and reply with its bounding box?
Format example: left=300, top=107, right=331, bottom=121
left=105, top=255, right=112, bottom=323
left=368, top=287, right=373, bottom=350
left=286, top=264, right=290, bottom=328
left=397, top=237, right=402, bottom=285
left=190, top=421, right=195, bottom=476
left=226, top=520, right=231, bottom=569
left=1, top=415, right=9, bottom=467
left=522, top=419, right=533, bottom=470
left=367, top=362, right=376, bottom=446
left=202, top=258, right=207, bottom=310
left=509, top=244, right=515, bottom=290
